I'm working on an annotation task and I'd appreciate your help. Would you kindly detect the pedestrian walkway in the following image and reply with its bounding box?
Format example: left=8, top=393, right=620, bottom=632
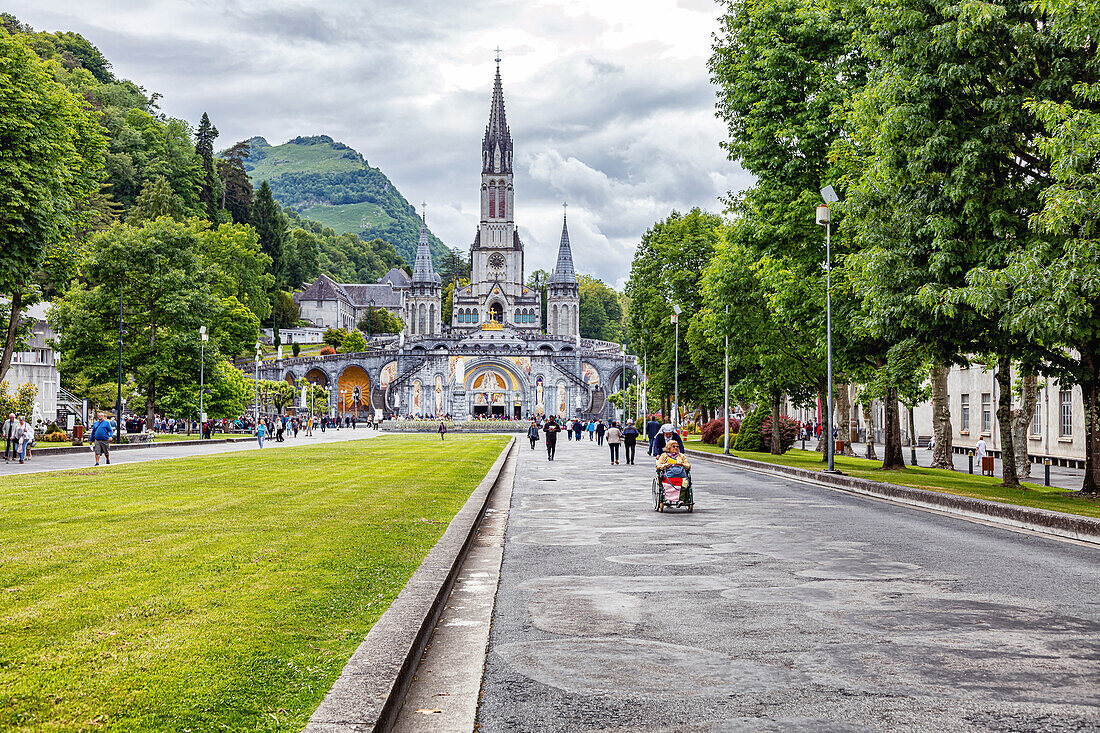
left=0, top=425, right=383, bottom=476
left=477, top=434, right=1100, bottom=731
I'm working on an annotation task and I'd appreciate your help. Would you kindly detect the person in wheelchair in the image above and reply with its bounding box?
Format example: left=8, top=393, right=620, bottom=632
left=655, top=439, right=691, bottom=478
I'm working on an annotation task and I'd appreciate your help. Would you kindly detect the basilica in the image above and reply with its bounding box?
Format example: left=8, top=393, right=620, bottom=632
left=274, top=62, right=636, bottom=420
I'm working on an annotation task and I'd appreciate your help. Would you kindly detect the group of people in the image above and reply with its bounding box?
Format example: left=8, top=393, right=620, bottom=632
left=1, top=413, right=34, bottom=464
left=521, top=414, right=691, bottom=474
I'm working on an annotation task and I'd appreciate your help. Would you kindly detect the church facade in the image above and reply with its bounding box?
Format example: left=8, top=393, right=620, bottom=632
left=265, top=62, right=636, bottom=420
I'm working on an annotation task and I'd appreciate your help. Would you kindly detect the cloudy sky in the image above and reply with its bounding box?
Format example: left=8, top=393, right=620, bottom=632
left=10, top=0, right=750, bottom=287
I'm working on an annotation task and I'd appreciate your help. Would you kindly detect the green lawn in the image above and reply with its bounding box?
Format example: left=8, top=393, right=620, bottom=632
left=0, top=435, right=508, bottom=731
left=685, top=439, right=1100, bottom=519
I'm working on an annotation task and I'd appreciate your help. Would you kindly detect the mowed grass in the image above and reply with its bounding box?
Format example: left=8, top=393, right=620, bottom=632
left=686, top=440, right=1100, bottom=519
left=0, top=434, right=508, bottom=731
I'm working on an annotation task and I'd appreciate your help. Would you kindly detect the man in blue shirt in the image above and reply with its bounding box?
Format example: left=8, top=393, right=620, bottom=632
left=91, top=414, right=114, bottom=466
left=645, top=415, right=661, bottom=456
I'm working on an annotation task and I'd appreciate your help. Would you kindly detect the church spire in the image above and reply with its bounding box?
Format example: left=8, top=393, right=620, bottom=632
left=411, top=205, right=441, bottom=286
left=549, top=203, right=578, bottom=287
left=482, top=54, right=513, bottom=174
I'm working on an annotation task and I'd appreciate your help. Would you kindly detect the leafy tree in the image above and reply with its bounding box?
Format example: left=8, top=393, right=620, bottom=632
left=217, top=140, right=253, bottom=224
left=271, top=290, right=299, bottom=330
left=341, top=331, right=368, bottom=353
left=127, top=176, right=186, bottom=224
left=323, top=328, right=348, bottom=347
left=579, top=275, right=623, bottom=342
left=286, top=228, right=321, bottom=288
left=357, top=308, right=404, bottom=335
left=297, top=378, right=329, bottom=416
left=252, top=181, right=287, bottom=285
left=625, top=209, right=724, bottom=416
left=0, top=381, right=38, bottom=419
left=256, top=379, right=295, bottom=415
left=198, top=222, right=274, bottom=321
left=527, top=270, right=550, bottom=331
left=204, top=359, right=254, bottom=419
left=210, top=296, right=260, bottom=359
left=194, top=112, right=220, bottom=222
left=50, top=217, right=216, bottom=426
left=0, top=28, right=105, bottom=383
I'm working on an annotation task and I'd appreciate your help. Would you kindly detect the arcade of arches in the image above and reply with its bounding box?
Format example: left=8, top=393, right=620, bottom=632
left=338, top=366, right=370, bottom=414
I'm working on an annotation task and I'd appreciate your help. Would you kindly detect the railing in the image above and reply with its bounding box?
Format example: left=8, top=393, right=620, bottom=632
left=550, top=358, right=591, bottom=390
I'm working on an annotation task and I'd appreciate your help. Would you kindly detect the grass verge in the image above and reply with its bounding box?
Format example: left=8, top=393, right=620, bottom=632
left=685, top=439, right=1100, bottom=520
left=0, top=434, right=508, bottom=731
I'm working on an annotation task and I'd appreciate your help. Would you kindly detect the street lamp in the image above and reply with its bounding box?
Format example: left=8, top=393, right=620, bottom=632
left=367, top=298, right=376, bottom=343
left=199, top=325, right=208, bottom=439
left=671, top=305, right=682, bottom=429
left=117, top=285, right=125, bottom=444
left=724, top=304, right=730, bottom=454
left=254, top=340, right=262, bottom=426
left=818, top=185, right=839, bottom=472
left=619, top=345, right=626, bottom=422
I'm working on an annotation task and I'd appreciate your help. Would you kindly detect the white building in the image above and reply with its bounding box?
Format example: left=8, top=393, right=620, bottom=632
left=3, top=302, right=59, bottom=420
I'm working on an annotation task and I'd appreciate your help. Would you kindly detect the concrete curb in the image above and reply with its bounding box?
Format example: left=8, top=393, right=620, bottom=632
left=686, top=449, right=1100, bottom=545
left=30, top=437, right=256, bottom=457
left=305, top=437, right=517, bottom=733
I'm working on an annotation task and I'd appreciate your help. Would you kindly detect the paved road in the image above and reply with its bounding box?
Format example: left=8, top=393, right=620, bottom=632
left=0, top=425, right=384, bottom=476
left=478, top=435, right=1100, bottom=732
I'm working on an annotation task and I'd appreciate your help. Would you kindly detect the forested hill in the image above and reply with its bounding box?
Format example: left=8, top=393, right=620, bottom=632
left=243, top=135, right=448, bottom=267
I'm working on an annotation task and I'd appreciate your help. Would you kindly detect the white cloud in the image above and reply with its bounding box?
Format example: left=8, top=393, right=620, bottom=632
left=8, top=0, right=753, bottom=285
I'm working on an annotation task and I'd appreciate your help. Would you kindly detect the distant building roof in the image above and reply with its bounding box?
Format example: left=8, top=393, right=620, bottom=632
left=342, top=284, right=404, bottom=309
left=380, top=268, right=411, bottom=289
left=296, top=273, right=351, bottom=305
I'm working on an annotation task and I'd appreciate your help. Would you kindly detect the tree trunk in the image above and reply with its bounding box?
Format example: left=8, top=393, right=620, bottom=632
left=908, top=406, right=917, bottom=463
left=995, top=356, right=1021, bottom=488
left=833, top=379, right=857, bottom=456
left=862, top=399, right=878, bottom=460
left=930, top=364, right=954, bottom=469
left=0, top=289, right=23, bottom=384
left=881, top=387, right=906, bottom=470
left=1082, top=349, right=1100, bottom=494
left=1010, top=370, right=1038, bottom=480
left=770, top=392, right=782, bottom=455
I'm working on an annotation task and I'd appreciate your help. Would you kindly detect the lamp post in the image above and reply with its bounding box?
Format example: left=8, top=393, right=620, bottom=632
left=367, top=298, right=376, bottom=343
left=671, top=305, right=682, bottom=428
left=199, top=325, right=208, bottom=440
left=620, top=345, right=626, bottom=422
left=724, top=304, right=730, bottom=454
left=116, top=286, right=124, bottom=444
left=254, top=340, right=261, bottom=427
left=818, top=186, right=839, bottom=472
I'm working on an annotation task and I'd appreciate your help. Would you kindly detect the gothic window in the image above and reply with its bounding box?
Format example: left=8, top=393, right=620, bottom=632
left=514, top=309, right=521, bottom=323
left=551, top=305, right=558, bottom=334
left=419, top=303, right=427, bottom=334
left=429, top=304, right=436, bottom=332
left=489, top=187, right=496, bottom=218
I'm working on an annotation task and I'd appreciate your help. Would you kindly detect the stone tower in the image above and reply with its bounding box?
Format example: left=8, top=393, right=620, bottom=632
left=547, top=207, right=580, bottom=338
left=408, top=209, right=442, bottom=336
left=452, top=57, right=541, bottom=332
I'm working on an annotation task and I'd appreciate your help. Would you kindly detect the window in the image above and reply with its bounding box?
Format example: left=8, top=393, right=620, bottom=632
left=1031, top=399, right=1041, bottom=436
left=960, top=394, right=970, bottom=431
left=981, top=393, right=992, bottom=434
left=488, top=189, right=496, bottom=218
left=1060, top=390, right=1072, bottom=437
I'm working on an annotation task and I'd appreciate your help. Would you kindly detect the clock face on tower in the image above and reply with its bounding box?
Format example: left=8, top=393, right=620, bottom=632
left=488, top=253, right=506, bottom=270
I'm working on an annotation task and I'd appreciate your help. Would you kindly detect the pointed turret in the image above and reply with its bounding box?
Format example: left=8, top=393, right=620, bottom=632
left=482, top=58, right=513, bottom=174
left=411, top=209, right=441, bottom=286
left=549, top=208, right=577, bottom=287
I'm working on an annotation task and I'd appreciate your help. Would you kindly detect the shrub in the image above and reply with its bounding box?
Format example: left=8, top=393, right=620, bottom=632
left=323, top=328, right=347, bottom=347
left=43, top=431, right=69, bottom=442
left=700, top=417, right=741, bottom=445
left=733, top=407, right=767, bottom=452
left=319, top=345, right=336, bottom=356
left=44, top=421, right=63, bottom=435
left=761, top=414, right=800, bottom=453
left=341, top=331, right=368, bottom=353
left=292, top=342, right=301, bottom=357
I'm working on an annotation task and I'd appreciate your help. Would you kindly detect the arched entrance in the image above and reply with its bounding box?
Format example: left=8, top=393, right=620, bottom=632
left=465, top=361, right=527, bottom=418
left=489, top=302, right=503, bottom=324
left=305, top=368, right=329, bottom=387
left=338, top=366, right=370, bottom=418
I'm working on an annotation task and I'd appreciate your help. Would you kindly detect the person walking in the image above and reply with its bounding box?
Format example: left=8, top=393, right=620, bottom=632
left=565, top=419, right=573, bottom=441
left=256, top=420, right=267, bottom=448
left=596, top=420, right=606, bottom=446
left=606, top=421, right=622, bottom=465
left=12, top=416, right=31, bottom=464
left=574, top=419, right=583, bottom=441
left=438, top=420, right=447, bottom=441
left=89, top=413, right=113, bottom=466
left=622, top=419, right=640, bottom=465
left=2, top=413, right=15, bottom=462
left=527, top=420, right=539, bottom=449
left=543, top=416, right=560, bottom=461
left=653, top=423, right=684, bottom=455
left=586, top=420, right=595, bottom=441
left=645, top=415, right=661, bottom=456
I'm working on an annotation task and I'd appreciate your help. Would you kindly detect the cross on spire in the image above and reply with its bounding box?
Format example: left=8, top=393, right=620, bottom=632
left=421, top=201, right=427, bottom=223
left=563, top=201, right=568, bottom=218
left=494, top=47, right=502, bottom=64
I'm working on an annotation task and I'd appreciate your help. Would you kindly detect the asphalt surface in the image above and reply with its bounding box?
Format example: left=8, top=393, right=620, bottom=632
left=478, top=434, right=1100, bottom=732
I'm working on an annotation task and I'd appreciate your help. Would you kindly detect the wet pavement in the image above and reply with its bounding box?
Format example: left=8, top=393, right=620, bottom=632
left=477, top=435, right=1100, bottom=732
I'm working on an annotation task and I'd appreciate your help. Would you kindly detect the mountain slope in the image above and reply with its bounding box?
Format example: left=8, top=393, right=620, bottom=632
left=243, top=135, right=447, bottom=268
